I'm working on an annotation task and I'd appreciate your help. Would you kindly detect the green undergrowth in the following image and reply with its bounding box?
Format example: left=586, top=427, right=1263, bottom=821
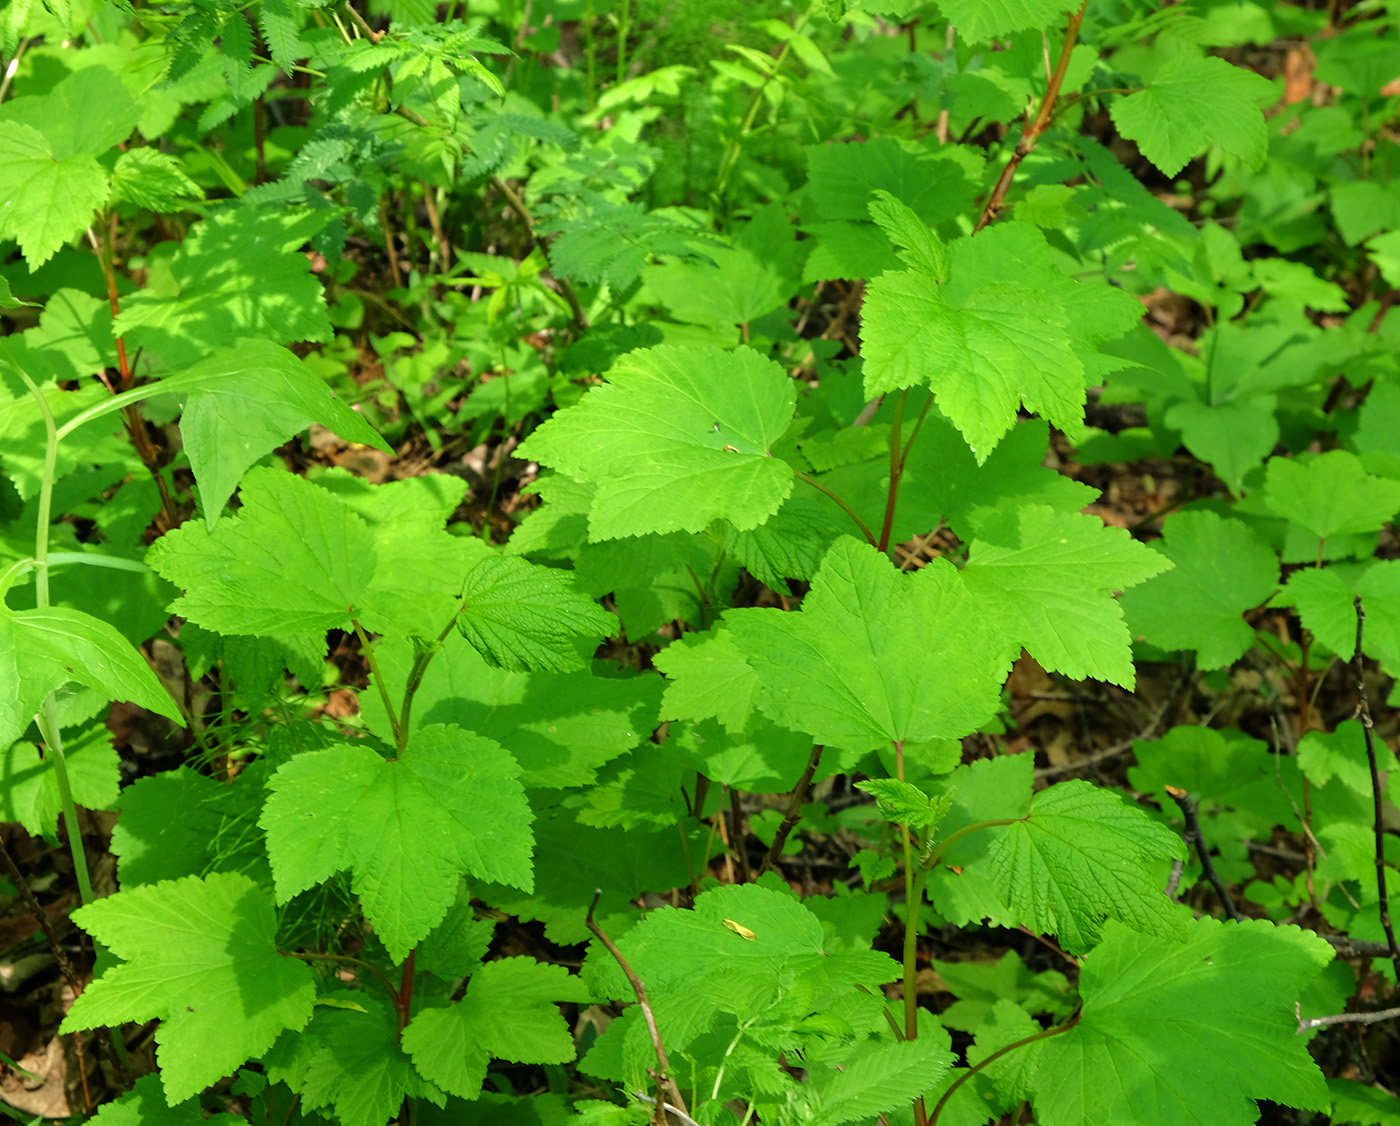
left=3, top=1, right=1400, bottom=1124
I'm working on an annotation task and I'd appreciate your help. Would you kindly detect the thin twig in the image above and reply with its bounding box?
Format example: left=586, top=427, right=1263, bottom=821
left=1296, top=1001, right=1400, bottom=1032
left=586, top=891, right=688, bottom=1123
left=1324, top=934, right=1396, bottom=959
left=0, top=834, right=84, bottom=995
left=1353, top=596, right=1400, bottom=982
left=633, top=1090, right=704, bottom=1126
left=729, top=788, right=752, bottom=883
left=1165, top=786, right=1241, bottom=922
left=490, top=174, right=590, bottom=331
left=758, top=745, right=823, bottom=876
left=974, top=1, right=1088, bottom=231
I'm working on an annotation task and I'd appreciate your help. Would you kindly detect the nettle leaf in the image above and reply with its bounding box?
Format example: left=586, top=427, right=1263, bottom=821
left=260, top=724, right=533, bottom=962
left=1111, top=55, right=1276, bottom=179
left=988, top=780, right=1188, bottom=954
left=147, top=467, right=376, bottom=636
left=61, top=873, right=316, bottom=1104
left=804, top=1035, right=953, bottom=1126
left=935, top=0, right=1081, bottom=42
left=0, top=602, right=182, bottom=752
left=723, top=538, right=1008, bottom=763
left=517, top=345, right=796, bottom=539
left=961, top=505, right=1172, bottom=688
left=861, top=222, right=1142, bottom=461
left=158, top=340, right=390, bottom=526
left=111, top=149, right=203, bottom=213
left=455, top=555, right=616, bottom=672
left=1265, top=450, right=1400, bottom=542
left=1033, top=919, right=1332, bottom=1126
left=403, top=958, right=590, bottom=1100
left=1119, top=510, right=1278, bottom=669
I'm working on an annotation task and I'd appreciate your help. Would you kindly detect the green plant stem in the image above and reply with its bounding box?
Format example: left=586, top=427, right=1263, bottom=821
left=396, top=614, right=459, bottom=740
left=893, top=741, right=928, bottom=1126
left=489, top=174, right=590, bottom=331
left=614, top=0, right=630, bottom=83
left=928, top=1009, right=1081, bottom=1125
left=397, top=949, right=417, bottom=1032
left=793, top=470, right=876, bottom=545
left=14, top=366, right=99, bottom=907
left=352, top=619, right=405, bottom=752
left=922, top=818, right=1022, bottom=872
left=583, top=0, right=597, bottom=109
left=974, top=0, right=1088, bottom=231
left=714, top=1, right=817, bottom=202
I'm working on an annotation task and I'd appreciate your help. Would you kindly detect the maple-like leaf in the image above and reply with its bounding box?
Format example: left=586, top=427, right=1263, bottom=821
left=861, top=222, right=1142, bottom=461
left=516, top=345, right=797, bottom=539
left=1032, top=919, right=1333, bottom=1126
left=935, top=0, right=1081, bottom=42
left=988, top=780, right=1188, bottom=953
left=1265, top=450, right=1400, bottom=542
left=89, top=1075, right=244, bottom=1126
left=1119, top=510, right=1278, bottom=669
left=147, top=468, right=377, bottom=636
left=260, top=724, right=532, bottom=961
left=722, top=537, right=1010, bottom=762
left=960, top=505, right=1173, bottom=688
left=403, top=958, right=590, bottom=1100
left=1111, top=55, right=1276, bottom=178
left=61, top=873, right=316, bottom=1103
left=455, top=555, right=616, bottom=672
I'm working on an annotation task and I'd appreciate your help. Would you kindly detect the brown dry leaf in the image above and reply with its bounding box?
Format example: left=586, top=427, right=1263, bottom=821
left=1284, top=46, right=1316, bottom=104
left=2, top=1036, right=70, bottom=1119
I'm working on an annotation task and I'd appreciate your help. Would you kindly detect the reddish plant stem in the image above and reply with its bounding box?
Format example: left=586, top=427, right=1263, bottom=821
left=974, top=1, right=1089, bottom=233
left=397, top=949, right=416, bottom=1032
left=93, top=212, right=181, bottom=531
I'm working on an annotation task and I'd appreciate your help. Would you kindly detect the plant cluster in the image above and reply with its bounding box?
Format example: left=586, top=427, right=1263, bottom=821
left=3, top=0, right=1400, bottom=1124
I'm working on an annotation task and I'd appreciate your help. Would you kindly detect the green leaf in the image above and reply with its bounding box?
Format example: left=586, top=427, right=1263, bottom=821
left=857, top=778, right=951, bottom=831
left=260, top=724, right=533, bottom=961
left=403, top=958, right=589, bottom=1100
left=516, top=345, right=796, bottom=539
left=804, top=1035, right=953, bottom=1126
left=807, top=139, right=982, bottom=228
left=111, top=148, right=203, bottom=212
left=1164, top=395, right=1277, bottom=493
left=114, top=205, right=335, bottom=367
left=146, top=467, right=377, bottom=636
left=257, top=0, right=305, bottom=70
left=0, top=65, right=140, bottom=159
left=61, top=873, right=316, bottom=1104
left=936, top=0, right=1081, bottom=42
left=157, top=341, right=390, bottom=526
left=802, top=221, right=902, bottom=284
left=988, top=780, right=1187, bottom=953
left=0, top=726, right=119, bottom=839
left=861, top=223, right=1142, bottom=460
left=1299, top=720, right=1397, bottom=795
left=1032, top=919, right=1332, bottom=1125
left=961, top=505, right=1172, bottom=688
left=90, top=1075, right=244, bottom=1126
left=654, top=627, right=763, bottom=734
left=0, top=122, right=109, bottom=269
left=642, top=242, right=791, bottom=327
left=723, top=537, right=1009, bottom=761
left=298, top=1000, right=444, bottom=1126
left=0, top=601, right=182, bottom=752
left=866, top=189, right=948, bottom=278
left=1118, top=510, right=1278, bottom=669
left=455, top=555, right=615, bottom=672
left=1110, top=55, right=1276, bottom=178
left=1265, top=450, right=1400, bottom=541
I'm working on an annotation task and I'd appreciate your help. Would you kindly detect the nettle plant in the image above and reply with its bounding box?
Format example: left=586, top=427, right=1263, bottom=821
left=4, top=0, right=1400, bottom=1124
